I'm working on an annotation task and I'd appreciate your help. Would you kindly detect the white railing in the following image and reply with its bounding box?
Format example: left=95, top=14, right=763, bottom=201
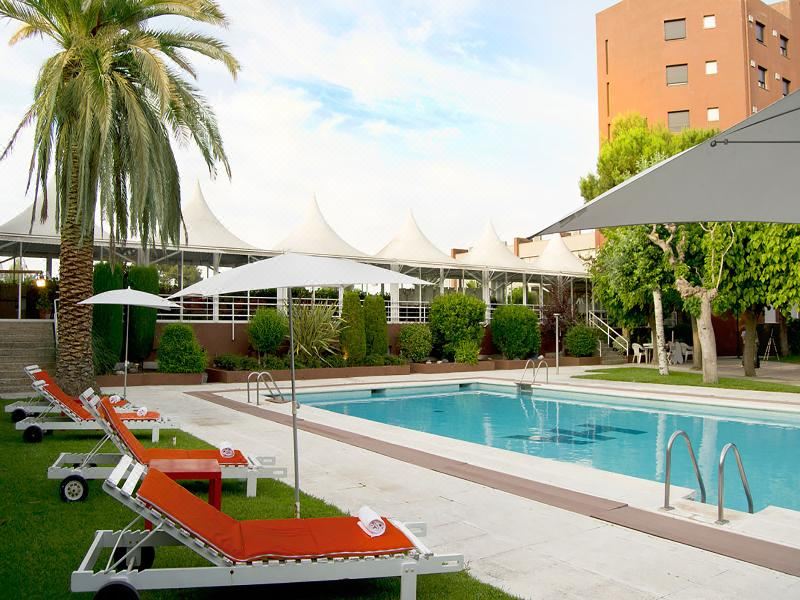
left=589, top=311, right=628, bottom=355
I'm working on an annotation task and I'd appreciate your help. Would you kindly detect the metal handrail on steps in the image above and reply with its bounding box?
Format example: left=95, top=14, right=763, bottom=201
left=663, top=430, right=707, bottom=510
left=518, top=359, right=549, bottom=385
left=716, top=443, right=754, bottom=524
left=247, top=371, right=288, bottom=406
left=589, top=311, right=628, bottom=355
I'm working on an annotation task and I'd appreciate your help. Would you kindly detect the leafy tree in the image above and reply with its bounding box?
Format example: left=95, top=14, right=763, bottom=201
left=340, top=291, right=366, bottom=364
left=491, top=305, right=541, bottom=359
left=248, top=308, right=288, bottom=360
left=363, top=294, right=388, bottom=356
left=157, top=264, right=202, bottom=293
left=429, top=294, right=485, bottom=360
left=0, top=1, right=239, bottom=393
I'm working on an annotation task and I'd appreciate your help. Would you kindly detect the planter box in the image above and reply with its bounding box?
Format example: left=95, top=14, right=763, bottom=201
left=410, top=361, right=496, bottom=374
left=206, top=363, right=412, bottom=384
left=96, top=372, right=206, bottom=387
left=557, top=356, right=603, bottom=367
left=493, top=359, right=533, bottom=370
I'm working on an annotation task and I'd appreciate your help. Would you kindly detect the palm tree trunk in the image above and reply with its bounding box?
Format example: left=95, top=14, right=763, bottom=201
left=55, top=164, right=95, bottom=395
left=652, top=288, right=669, bottom=375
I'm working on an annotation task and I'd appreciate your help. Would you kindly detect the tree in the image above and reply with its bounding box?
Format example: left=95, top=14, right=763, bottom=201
left=581, top=115, right=717, bottom=380
left=0, top=1, right=239, bottom=394
left=92, top=262, right=124, bottom=360
left=363, top=294, right=388, bottom=356
left=340, top=291, right=366, bottom=364
left=157, top=264, right=202, bottom=293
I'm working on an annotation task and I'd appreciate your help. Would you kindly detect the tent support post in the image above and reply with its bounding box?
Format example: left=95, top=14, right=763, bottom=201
left=522, top=274, right=527, bottom=306
left=288, top=287, right=300, bottom=519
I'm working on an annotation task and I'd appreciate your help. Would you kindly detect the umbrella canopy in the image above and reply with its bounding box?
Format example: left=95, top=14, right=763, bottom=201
left=535, top=91, right=800, bottom=235
left=79, top=288, right=179, bottom=309
left=170, top=252, right=428, bottom=298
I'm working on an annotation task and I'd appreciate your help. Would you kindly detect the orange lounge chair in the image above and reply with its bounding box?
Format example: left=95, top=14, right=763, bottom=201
left=5, top=365, right=133, bottom=422
left=16, top=380, right=174, bottom=443
left=48, top=391, right=285, bottom=502
left=72, top=456, right=463, bottom=599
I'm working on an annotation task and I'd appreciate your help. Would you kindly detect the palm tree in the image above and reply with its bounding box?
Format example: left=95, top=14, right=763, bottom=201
left=0, top=0, right=239, bottom=393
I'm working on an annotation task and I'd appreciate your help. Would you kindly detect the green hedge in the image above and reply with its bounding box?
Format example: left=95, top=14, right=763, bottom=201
left=92, top=262, right=124, bottom=361
left=248, top=308, right=288, bottom=358
left=364, top=294, right=388, bottom=356
left=491, top=305, right=541, bottom=359
left=157, top=324, right=207, bottom=373
left=398, top=324, right=433, bottom=362
left=127, top=265, right=159, bottom=362
left=564, top=324, right=599, bottom=357
left=340, top=291, right=366, bottom=363
left=429, top=294, right=485, bottom=359
left=454, top=339, right=480, bottom=365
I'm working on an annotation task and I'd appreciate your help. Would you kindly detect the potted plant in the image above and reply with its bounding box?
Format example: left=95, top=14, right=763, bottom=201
left=36, top=293, right=53, bottom=319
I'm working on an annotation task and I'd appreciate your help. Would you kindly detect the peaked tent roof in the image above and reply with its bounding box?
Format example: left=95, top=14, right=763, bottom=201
left=273, top=197, right=367, bottom=258
left=531, top=235, right=587, bottom=275
left=180, top=182, right=255, bottom=252
left=456, top=222, right=533, bottom=271
left=374, top=210, right=457, bottom=265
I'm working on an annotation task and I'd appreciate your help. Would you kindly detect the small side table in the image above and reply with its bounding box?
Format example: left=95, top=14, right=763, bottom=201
left=149, top=458, right=222, bottom=509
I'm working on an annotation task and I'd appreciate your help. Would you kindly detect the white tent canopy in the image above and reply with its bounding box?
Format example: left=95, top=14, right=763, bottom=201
left=273, top=197, right=367, bottom=258
left=535, top=91, right=800, bottom=235
left=531, top=235, right=588, bottom=275
left=374, top=210, right=457, bottom=265
left=180, top=182, right=255, bottom=252
left=457, top=222, right=532, bottom=272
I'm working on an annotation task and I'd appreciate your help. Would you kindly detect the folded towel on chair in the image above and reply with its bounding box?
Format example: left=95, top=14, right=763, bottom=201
left=357, top=506, right=385, bottom=537
left=135, top=406, right=148, bottom=417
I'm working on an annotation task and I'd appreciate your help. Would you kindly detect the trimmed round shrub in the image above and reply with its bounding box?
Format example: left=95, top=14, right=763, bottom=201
left=340, top=291, right=366, bottom=364
left=454, top=339, right=480, bottom=365
left=429, top=294, right=486, bottom=359
left=364, top=294, right=388, bottom=356
left=491, top=305, right=541, bottom=359
left=248, top=308, right=288, bottom=358
left=157, top=324, right=207, bottom=373
left=563, top=324, right=599, bottom=357
left=399, top=324, right=433, bottom=362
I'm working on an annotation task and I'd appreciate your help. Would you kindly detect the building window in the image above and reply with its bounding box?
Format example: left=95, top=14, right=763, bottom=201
left=666, top=64, right=688, bottom=86
left=606, top=82, right=610, bottom=115
left=664, top=19, right=686, bottom=41
left=780, top=35, right=789, bottom=57
left=703, top=15, right=716, bottom=29
left=707, top=107, right=720, bottom=122
left=705, top=60, right=718, bottom=75
left=755, top=21, right=765, bottom=43
left=758, top=65, right=767, bottom=89
left=668, top=110, right=690, bottom=133
left=783, top=78, right=791, bottom=96
left=605, top=39, right=609, bottom=74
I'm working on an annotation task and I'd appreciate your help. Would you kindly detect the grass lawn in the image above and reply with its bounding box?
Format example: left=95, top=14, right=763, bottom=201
left=0, top=402, right=513, bottom=599
left=575, top=366, right=800, bottom=394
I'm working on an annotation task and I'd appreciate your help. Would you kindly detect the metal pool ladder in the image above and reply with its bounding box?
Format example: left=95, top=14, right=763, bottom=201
left=716, top=443, right=754, bottom=524
left=517, top=359, right=549, bottom=392
left=247, top=371, right=288, bottom=406
left=663, top=430, right=707, bottom=510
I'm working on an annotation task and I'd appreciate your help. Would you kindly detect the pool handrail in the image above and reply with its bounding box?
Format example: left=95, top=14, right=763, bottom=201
left=716, top=442, right=754, bottom=524
left=247, top=371, right=288, bottom=406
left=663, top=430, right=707, bottom=511
left=519, top=359, right=549, bottom=385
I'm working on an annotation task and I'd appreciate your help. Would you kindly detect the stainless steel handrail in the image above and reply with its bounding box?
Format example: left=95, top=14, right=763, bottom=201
left=716, top=443, right=754, bottom=524
left=518, top=359, right=549, bottom=385
left=257, top=371, right=289, bottom=404
left=519, top=359, right=536, bottom=384
left=246, top=371, right=261, bottom=405
left=663, top=430, right=707, bottom=510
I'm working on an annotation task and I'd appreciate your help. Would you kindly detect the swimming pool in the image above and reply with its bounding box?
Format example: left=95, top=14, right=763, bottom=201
left=302, top=383, right=800, bottom=513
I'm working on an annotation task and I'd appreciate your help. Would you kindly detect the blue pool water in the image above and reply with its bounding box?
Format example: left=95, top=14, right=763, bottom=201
left=302, top=383, right=800, bottom=513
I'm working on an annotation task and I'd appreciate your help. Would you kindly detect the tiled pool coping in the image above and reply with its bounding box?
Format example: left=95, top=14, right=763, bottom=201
left=191, top=388, right=800, bottom=577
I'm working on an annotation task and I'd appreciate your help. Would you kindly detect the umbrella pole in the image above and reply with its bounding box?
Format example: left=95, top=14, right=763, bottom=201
left=124, top=304, right=130, bottom=399
left=288, top=288, right=300, bottom=518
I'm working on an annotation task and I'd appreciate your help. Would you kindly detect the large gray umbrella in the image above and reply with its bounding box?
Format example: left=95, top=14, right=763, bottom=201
left=170, top=252, right=429, bottom=518
left=79, top=288, right=179, bottom=398
left=535, top=90, right=800, bottom=235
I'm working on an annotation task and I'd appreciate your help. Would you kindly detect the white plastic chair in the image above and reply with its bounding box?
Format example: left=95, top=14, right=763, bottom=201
left=632, top=343, right=644, bottom=364
left=681, top=342, right=693, bottom=362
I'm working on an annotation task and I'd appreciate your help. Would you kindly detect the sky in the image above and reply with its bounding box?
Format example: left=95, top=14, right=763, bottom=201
left=0, top=0, right=616, bottom=254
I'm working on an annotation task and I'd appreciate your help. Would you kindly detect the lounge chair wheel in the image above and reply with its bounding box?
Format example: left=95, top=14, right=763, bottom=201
left=59, top=475, right=89, bottom=503
left=112, top=546, right=155, bottom=571
left=94, top=582, right=139, bottom=600
left=23, top=425, right=43, bottom=443
left=10, top=408, right=27, bottom=423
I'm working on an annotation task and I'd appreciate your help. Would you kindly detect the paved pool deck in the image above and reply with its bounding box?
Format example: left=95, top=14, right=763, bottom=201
left=112, top=367, right=800, bottom=600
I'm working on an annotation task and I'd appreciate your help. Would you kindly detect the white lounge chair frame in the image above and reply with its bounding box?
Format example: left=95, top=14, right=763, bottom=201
left=72, top=456, right=464, bottom=599
left=48, top=390, right=286, bottom=500
left=16, top=381, right=174, bottom=443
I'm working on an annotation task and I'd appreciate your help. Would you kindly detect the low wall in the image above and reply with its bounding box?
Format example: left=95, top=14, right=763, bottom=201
left=207, top=364, right=412, bottom=383
left=96, top=372, right=205, bottom=387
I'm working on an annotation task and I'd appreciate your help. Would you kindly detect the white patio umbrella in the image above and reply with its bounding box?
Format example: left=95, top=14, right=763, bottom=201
left=79, top=288, right=179, bottom=398
left=535, top=90, right=800, bottom=235
left=170, top=252, right=429, bottom=518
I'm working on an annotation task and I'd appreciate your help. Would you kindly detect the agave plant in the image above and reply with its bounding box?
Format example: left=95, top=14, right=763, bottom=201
left=291, top=304, right=342, bottom=365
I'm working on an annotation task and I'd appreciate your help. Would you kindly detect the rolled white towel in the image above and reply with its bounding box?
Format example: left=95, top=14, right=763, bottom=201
left=357, top=505, right=386, bottom=538
left=219, top=442, right=235, bottom=459
left=135, top=406, right=148, bottom=417
left=109, top=394, right=122, bottom=404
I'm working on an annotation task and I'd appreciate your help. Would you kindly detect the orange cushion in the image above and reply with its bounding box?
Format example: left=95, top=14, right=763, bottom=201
left=143, top=448, right=249, bottom=466
left=116, top=410, right=161, bottom=420
left=99, top=399, right=148, bottom=461
left=137, top=469, right=414, bottom=562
